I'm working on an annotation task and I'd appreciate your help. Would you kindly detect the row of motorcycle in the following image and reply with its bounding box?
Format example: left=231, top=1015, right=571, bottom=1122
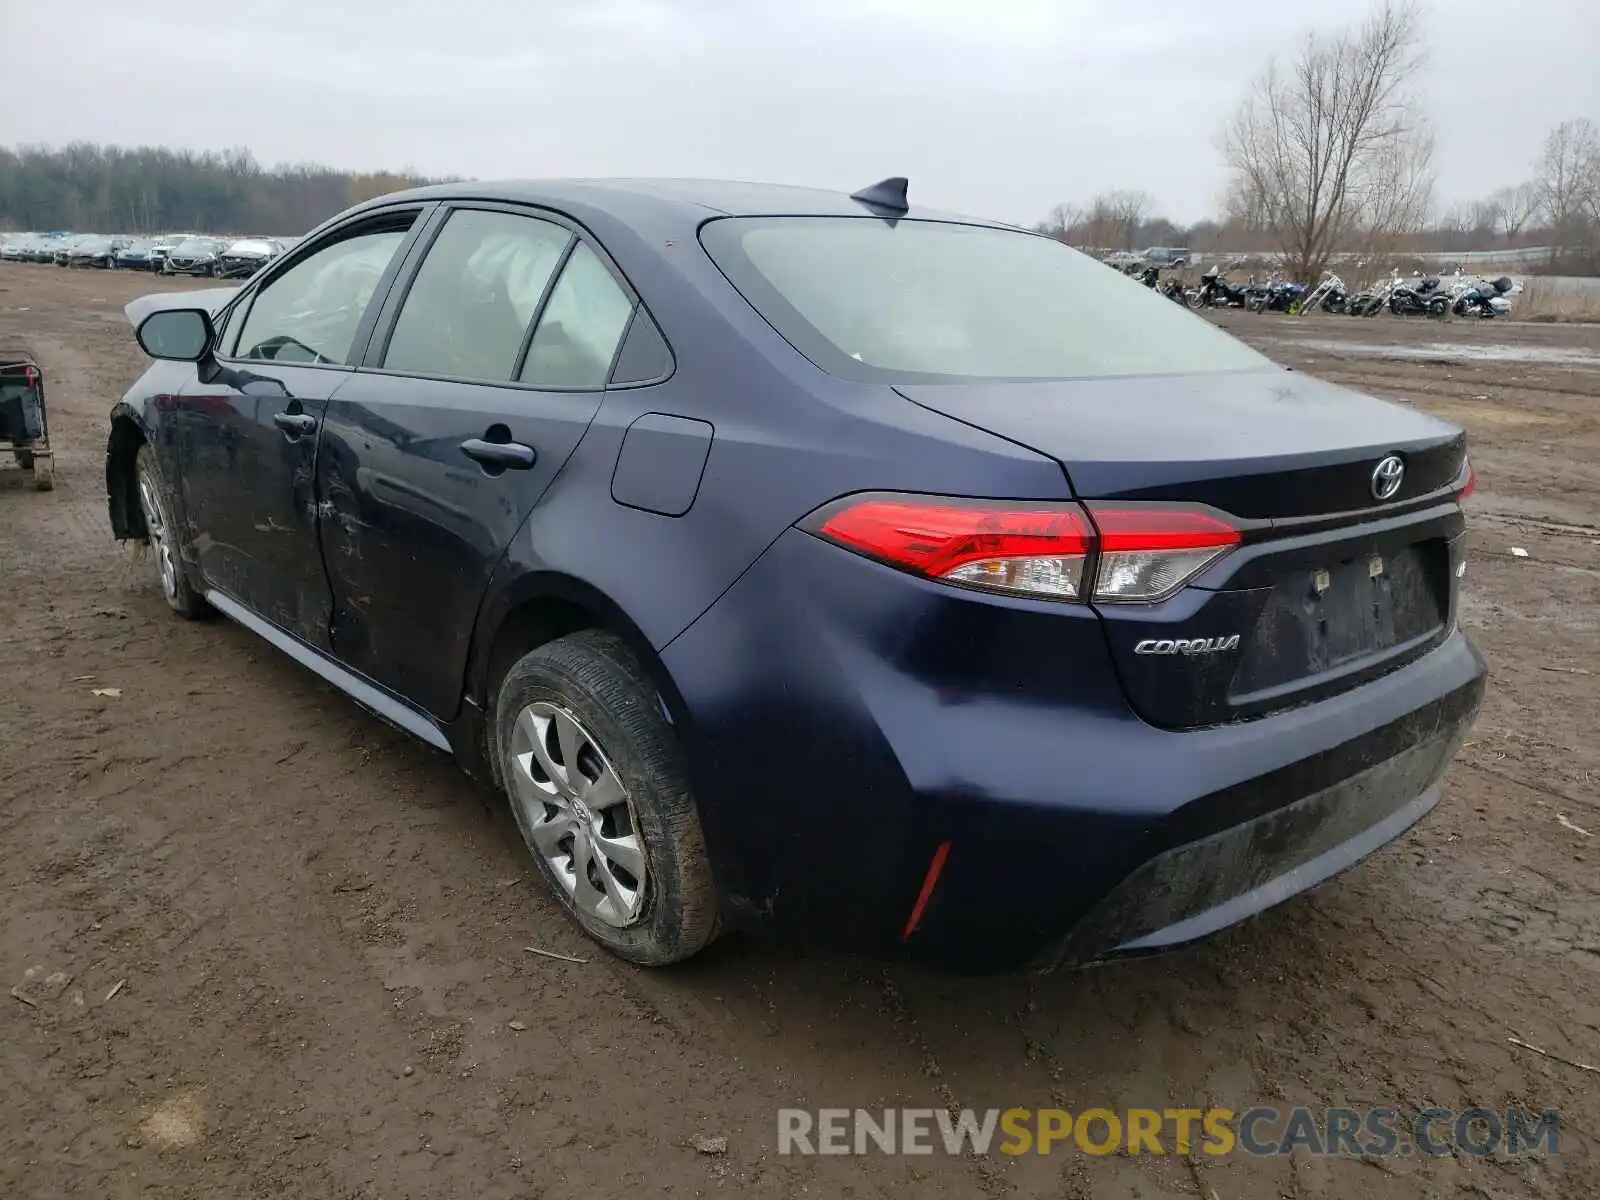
left=1132, top=262, right=1519, bottom=318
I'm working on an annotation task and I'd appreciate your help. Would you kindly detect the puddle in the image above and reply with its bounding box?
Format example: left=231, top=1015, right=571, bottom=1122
left=1280, top=339, right=1600, bottom=369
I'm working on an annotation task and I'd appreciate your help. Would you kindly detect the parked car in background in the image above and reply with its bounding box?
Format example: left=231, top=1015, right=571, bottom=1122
left=110, top=177, right=1485, bottom=972
left=52, top=235, right=84, bottom=266
left=149, top=233, right=197, bottom=273
left=1, top=233, right=39, bottom=262
left=1142, top=246, right=1191, bottom=268
left=162, top=236, right=226, bottom=276
left=67, top=235, right=126, bottom=269
left=115, top=237, right=163, bottom=270
left=218, top=237, right=284, bottom=279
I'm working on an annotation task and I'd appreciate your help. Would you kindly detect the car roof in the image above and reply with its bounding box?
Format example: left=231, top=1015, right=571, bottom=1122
left=364, top=177, right=1014, bottom=229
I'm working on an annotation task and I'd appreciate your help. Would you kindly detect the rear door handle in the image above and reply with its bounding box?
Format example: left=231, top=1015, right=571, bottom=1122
left=461, top=438, right=536, bottom=470
left=273, top=411, right=318, bottom=436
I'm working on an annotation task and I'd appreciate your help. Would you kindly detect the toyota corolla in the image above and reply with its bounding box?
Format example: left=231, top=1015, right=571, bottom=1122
left=106, top=177, right=1485, bottom=971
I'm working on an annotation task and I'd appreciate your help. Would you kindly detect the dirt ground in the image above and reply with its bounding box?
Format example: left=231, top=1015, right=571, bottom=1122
left=2, top=264, right=1596, bottom=1200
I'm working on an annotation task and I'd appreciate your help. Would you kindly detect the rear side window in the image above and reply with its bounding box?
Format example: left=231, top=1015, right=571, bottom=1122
left=700, top=217, right=1268, bottom=382
left=383, top=210, right=573, bottom=382
left=234, top=228, right=409, bottom=364
left=519, top=243, right=635, bottom=389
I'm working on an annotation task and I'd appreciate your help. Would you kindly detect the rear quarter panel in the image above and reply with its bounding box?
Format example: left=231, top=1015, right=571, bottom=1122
left=468, top=201, right=1073, bottom=698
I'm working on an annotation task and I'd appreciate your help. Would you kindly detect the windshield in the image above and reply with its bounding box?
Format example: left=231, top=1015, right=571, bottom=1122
left=700, top=217, right=1269, bottom=382
left=173, top=238, right=220, bottom=255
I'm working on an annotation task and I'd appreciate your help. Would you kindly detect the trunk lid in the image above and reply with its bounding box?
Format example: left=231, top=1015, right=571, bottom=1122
left=897, top=368, right=1468, bottom=729
left=896, top=367, right=1465, bottom=516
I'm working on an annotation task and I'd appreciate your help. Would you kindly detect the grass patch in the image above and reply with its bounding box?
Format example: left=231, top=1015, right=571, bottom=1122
left=1518, top=279, right=1600, bottom=323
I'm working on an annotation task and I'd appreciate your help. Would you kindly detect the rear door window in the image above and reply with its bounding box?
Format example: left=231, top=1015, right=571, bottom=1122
left=519, top=243, right=635, bottom=389
left=382, top=209, right=573, bottom=382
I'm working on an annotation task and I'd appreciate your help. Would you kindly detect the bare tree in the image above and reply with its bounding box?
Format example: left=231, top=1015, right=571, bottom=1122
left=1492, top=181, right=1542, bottom=243
left=1106, top=190, right=1151, bottom=249
left=1036, top=202, right=1085, bottom=244
left=1466, top=197, right=1504, bottom=240
left=1221, top=0, right=1433, bottom=281
left=1536, top=118, right=1600, bottom=251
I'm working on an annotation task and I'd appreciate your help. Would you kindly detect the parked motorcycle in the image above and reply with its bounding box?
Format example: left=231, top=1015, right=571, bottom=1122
left=1451, top=275, right=1516, bottom=318
left=1188, top=262, right=1251, bottom=309
left=1300, top=271, right=1351, bottom=315
left=1388, top=273, right=1447, bottom=316
left=1347, top=272, right=1399, bottom=317
left=1247, top=278, right=1307, bottom=313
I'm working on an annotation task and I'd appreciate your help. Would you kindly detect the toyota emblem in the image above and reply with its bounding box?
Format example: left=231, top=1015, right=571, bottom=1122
left=1371, top=454, right=1405, bottom=501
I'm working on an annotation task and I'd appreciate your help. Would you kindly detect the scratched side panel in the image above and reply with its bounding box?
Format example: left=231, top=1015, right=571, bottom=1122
left=313, top=373, right=602, bottom=720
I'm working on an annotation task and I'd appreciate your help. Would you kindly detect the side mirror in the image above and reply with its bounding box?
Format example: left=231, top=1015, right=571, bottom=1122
left=136, top=308, right=215, bottom=362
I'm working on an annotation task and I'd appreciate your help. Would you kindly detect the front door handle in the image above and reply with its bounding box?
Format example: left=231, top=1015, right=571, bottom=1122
left=273, top=411, right=318, bottom=437
left=461, top=438, right=536, bottom=470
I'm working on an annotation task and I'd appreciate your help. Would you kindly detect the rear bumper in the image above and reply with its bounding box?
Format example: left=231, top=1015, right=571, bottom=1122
left=1041, top=711, right=1466, bottom=967
left=661, top=527, right=1486, bottom=972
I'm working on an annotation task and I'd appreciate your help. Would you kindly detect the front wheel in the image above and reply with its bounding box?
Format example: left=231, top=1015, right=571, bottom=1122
left=493, top=631, right=720, bottom=965
left=134, top=445, right=208, bottom=618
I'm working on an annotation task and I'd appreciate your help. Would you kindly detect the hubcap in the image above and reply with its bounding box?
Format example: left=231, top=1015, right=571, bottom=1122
left=137, top=474, right=179, bottom=600
left=507, top=702, right=647, bottom=928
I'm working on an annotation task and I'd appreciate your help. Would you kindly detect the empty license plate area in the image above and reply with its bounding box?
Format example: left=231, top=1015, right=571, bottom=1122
left=1230, top=541, right=1448, bottom=700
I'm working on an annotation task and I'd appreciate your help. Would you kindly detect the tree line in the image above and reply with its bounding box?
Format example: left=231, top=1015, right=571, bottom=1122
left=0, top=144, right=439, bottom=235
left=1038, top=1, right=1600, bottom=277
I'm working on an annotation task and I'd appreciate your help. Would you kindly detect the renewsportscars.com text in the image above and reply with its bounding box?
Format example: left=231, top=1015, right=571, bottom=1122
left=777, top=1106, right=1560, bottom=1158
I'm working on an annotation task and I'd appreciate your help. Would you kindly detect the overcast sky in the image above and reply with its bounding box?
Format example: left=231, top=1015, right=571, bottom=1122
left=1, top=0, right=1595, bottom=226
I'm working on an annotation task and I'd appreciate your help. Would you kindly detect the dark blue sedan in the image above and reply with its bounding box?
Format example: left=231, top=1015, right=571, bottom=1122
left=107, top=178, right=1485, bottom=970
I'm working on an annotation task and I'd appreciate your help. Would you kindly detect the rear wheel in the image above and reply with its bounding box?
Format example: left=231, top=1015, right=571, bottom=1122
left=32, top=453, right=53, bottom=491
left=493, top=631, right=719, bottom=966
left=135, top=445, right=208, bottom=618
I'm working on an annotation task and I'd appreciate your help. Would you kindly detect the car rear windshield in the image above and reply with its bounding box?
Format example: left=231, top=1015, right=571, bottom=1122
left=699, top=217, right=1268, bottom=382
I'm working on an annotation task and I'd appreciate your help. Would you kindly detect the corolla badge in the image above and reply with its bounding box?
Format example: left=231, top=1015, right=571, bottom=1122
left=1134, top=636, right=1241, bottom=655
left=1371, top=454, right=1405, bottom=501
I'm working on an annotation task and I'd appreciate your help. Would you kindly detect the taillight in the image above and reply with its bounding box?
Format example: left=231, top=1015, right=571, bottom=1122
left=1458, top=459, right=1477, bottom=500
left=1084, top=504, right=1241, bottom=602
left=815, top=496, right=1093, bottom=600
left=808, top=494, right=1239, bottom=604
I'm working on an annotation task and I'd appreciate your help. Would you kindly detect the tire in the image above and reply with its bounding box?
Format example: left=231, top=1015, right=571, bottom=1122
left=1428, top=296, right=1449, bottom=316
left=493, top=630, right=719, bottom=966
left=14, top=448, right=34, bottom=470
left=32, top=454, right=53, bottom=492
left=134, top=444, right=208, bottom=618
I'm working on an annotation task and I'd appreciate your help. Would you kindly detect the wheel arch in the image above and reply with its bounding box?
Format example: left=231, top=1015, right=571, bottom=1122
left=106, top=404, right=150, bottom=541
left=469, top=571, right=692, bottom=733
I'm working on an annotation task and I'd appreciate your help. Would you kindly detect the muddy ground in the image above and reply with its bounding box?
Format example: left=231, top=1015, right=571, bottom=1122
left=1, top=264, right=1596, bottom=1200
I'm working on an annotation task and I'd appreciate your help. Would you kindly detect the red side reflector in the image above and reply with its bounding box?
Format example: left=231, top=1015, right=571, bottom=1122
left=901, top=840, right=951, bottom=942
